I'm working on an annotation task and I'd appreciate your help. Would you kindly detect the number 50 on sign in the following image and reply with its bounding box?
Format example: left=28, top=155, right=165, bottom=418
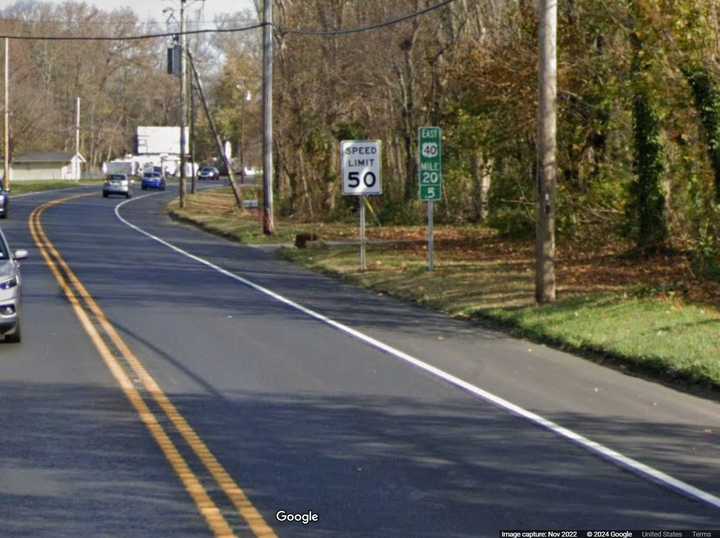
left=341, top=140, right=382, bottom=196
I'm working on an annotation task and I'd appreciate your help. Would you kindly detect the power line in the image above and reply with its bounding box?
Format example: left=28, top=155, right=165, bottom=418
left=0, top=16, right=255, bottom=27
left=0, top=21, right=266, bottom=41
left=278, top=0, right=458, bottom=36
left=0, top=0, right=458, bottom=41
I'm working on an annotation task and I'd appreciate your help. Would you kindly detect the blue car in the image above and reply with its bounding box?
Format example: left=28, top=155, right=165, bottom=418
left=141, top=172, right=166, bottom=191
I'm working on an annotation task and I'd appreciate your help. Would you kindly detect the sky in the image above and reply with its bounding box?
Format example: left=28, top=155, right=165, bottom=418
left=37, top=0, right=257, bottom=27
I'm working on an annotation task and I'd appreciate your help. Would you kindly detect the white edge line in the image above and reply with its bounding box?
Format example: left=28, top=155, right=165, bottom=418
left=114, top=194, right=720, bottom=512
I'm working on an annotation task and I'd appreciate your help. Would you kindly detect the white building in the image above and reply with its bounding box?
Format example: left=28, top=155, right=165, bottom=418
left=10, top=152, right=85, bottom=181
left=136, top=126, right=188, bottom=156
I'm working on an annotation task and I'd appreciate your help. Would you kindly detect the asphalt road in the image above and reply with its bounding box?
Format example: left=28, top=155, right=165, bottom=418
left=0, top=185, right=719, bottom=537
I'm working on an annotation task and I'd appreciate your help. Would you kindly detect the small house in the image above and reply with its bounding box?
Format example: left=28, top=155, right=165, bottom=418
left=10, top=152, right=86, bottom=181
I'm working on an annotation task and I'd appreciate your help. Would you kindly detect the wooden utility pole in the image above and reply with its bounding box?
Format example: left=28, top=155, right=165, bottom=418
left=187, top=52, right=243, bottom=208
left=4, top=38, right=9, bottom=192
left=536, top=0, right=557, bottom=304
left=178, top=0, right=187, bottom=208
left=239, top=88, right=249, bottom=186
left=189, top=6, right=200, bottom=195
left=262, top=0, right=275, bottom=235
left=190, top=75, right=197, bottom=194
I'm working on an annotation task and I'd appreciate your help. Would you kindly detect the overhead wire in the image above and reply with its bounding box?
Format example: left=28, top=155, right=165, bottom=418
left=278, top=0, right=457, bottom=36
left=0, top=15, right=257, bottom=28
left=0, top=21, right=266, bottom=41
left=0, top=0, right=459, bottom=41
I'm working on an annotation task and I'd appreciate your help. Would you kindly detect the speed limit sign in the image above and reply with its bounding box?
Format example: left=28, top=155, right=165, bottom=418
left=341, top=140, right=382, bottom=196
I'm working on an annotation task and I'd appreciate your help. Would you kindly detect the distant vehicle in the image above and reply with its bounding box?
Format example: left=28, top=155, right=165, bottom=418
left=235, top=167, right=260, bottom=184
left=0, top=227, right=28, bottom=343
left=235, top=166, right=261, bottom=177
left=0, top=190, right=8, bottom=219
left=197, top=166, right=220, bottom=181
left=141, top=172, right=166, bottom=191
left=138, top=165, right=164, bottom=180
left=103, top=174, right=132, bottom=198
left=104, top=160, right=137, bottom=177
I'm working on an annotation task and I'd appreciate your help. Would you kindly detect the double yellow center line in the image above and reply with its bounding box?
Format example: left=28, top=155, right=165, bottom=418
left=29, top=194, right=278, bottom=538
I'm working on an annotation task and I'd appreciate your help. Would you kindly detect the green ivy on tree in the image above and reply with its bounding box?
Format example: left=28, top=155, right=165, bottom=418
left=685, top=67, right=720, bottom=203
left=628, top=90, right=668, bottom=254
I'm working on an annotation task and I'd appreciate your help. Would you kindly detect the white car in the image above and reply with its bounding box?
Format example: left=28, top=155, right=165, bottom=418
left=0, top=227, right=27, bottom=342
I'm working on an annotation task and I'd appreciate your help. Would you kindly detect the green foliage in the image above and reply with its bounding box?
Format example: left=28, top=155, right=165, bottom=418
left=693, top=233, right=720, bottom=281
left=377, top=197, right=423, bottom=226
left=249, top=0, right=720, bottom=280
left=685, top=67, right=720, bottom=203
left=333, top=121, right=368, bottom=142
left=690, top=203, right=720, bottom=281
left=488, top=205, right=535, bottom=239
left=626, top=89, right=669, bottom=253
left=326, top=196, right=357, bottom=224
left=435, top=167, right=471, bottom=225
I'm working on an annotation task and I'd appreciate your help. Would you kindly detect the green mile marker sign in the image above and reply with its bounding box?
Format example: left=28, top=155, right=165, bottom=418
left=419, top=127, right=443, bottom=201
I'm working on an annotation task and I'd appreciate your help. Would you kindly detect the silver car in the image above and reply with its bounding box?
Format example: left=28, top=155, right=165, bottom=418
left=103, top=174, right=132, bottom=198
left=197, top=166, right=220, bottom=180
left=0, top=190, right=8, bottom=219
left=0, top=228, right=27, bottom=343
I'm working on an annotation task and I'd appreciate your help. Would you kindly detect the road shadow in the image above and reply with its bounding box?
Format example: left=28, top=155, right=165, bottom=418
left=1, top=380, right=718, bottom=538
left=152, top=389, right=720, bottom=536
left=0, top=381, right=211, bottom=538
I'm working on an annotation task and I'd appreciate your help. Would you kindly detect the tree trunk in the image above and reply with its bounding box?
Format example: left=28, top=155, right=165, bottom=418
left=628, top=33, right=669, bottom=254
left=685, top=67, right=720, bottom=203
left=471, top=149, right=492, bottom=222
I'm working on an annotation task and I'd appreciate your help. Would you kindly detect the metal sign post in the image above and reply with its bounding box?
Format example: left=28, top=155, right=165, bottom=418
left=419, top=127, right=443, bottom=272
left=427, top=200, right=434, bottom=272
left=341, top=140, right=382, bottom=272
left=360, top=196, right=367, bottom=271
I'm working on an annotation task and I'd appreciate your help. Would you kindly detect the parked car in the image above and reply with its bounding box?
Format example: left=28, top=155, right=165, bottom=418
left=0, top=228, right=27, bottom=343
left=141, top=172, right=166, bottom=191
left=0, top=190, right=8, bottom=219
left=197, top=166, right=220, bottom=181
left=103, top=174, right=132, bottom=198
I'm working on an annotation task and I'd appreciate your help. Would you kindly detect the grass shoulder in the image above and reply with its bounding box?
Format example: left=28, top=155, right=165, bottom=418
left=10, top=179, right=103, bottom=195
left=281, top=242, right=720, bottom=393
left=168, top=188, right=355, bottom=245
left=170, top=188, right=720, bottom=392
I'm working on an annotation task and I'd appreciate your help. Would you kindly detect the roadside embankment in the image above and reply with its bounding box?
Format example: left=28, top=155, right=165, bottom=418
left=10, top=180, right=103, bottom=195
left=169, top=188, right=720, bottom=393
